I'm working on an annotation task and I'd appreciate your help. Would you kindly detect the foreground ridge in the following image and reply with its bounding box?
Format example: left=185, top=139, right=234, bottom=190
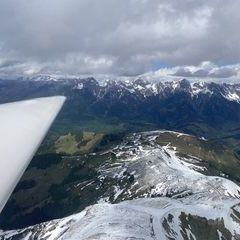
left=1, top=131, right=240, bottom=240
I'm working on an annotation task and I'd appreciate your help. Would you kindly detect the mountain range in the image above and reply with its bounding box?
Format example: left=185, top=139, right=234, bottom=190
left=1, top=77, right=240, bottom=134
left=0, top=76, right=240, bottom=239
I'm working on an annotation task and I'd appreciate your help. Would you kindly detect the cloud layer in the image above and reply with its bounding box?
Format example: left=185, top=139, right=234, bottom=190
left=0, top=0, right=240, bottom=77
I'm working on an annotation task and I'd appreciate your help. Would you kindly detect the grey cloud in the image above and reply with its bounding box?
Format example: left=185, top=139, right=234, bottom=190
left=209, top=67, right=239, bottom=78
left=172, top=62, right=240, bottom=79
left=0, top=0, right=240, bottom=76
left=173, top=68, right=209, bottom=78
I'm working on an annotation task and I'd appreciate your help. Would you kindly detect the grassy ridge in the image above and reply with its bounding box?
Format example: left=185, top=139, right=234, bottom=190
left=156, top=132, right=240, bottom=184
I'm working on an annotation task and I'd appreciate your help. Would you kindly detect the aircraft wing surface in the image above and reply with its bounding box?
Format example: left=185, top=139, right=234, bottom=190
left=0, top=96, right=65, bottom=212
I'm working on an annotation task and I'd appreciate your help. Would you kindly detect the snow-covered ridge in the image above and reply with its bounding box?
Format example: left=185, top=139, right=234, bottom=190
left=70, top=78, right=240, bottom=103
left=1, top=130, right=240, bottom=239
left=3, top=196, right=238, bottom=240
left=8, top=74, right=240, bottom=103
left=97, top=130, right=240, bottom=201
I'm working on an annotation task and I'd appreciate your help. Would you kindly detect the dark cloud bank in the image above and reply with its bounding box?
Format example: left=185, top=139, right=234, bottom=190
left=0, top=0, right=240, bottom=79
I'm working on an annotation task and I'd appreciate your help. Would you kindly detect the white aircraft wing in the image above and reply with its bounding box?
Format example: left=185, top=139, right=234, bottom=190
left=0, top=96, right=66, bottom=213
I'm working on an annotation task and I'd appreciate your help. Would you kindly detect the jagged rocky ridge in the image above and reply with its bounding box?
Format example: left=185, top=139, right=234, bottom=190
left=13, top=74, right=240, bottom=103
left=1, top=77, right=240, bottom=135
left=1, top=131, right=240, bottom=240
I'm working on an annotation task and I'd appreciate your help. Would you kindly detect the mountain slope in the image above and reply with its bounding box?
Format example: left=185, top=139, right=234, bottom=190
left=2, top=196, right=240, bottom=240
left=1, top=131, right=240, bottom=240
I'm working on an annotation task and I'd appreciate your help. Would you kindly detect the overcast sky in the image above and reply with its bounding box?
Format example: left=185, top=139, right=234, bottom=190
left=0, top=0, right=240, bottom=79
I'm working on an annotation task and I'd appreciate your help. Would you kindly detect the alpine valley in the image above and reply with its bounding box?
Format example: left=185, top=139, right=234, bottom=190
left=0, top=76, right=240, bottom=240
